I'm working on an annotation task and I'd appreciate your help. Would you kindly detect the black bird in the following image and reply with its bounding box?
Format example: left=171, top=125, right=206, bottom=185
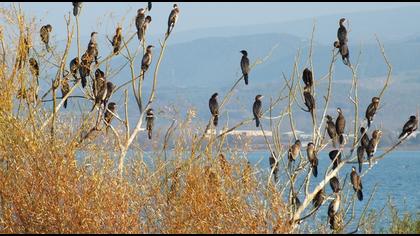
left=138, top=16, right=152, bottom=43
left=350, top=166, right=363, bottom=201
left=148, top=2, right=152, bottom=11
left=360, top=127, right=370, bottom=148
left=337, top=18, right=348, bottom=45
left=253, top=95, right=263, bottom=127
left=302, top=68, right=313, bottom=90
left=398, top=115, right=418, bottom=139
left=40, top=24, right=52, bottom=52
left=110, top=27, right=122, bottom=54
left=307, top=142, right=318, bottom=177
left=329, top=150, right=341, bottom=170
left=339, top=42, right=351, bottom=67
left=303, top=88, right=315, bottom=123
left=69, top=57, right=80, bottom=80
left=91, top=68, right=107, bottom=111
left=140, top=45, right=154, bottom=78
left=61, top=78, right=70, bottom=109
left=104, top=102, right=116, bottom=134
left=328, top=192, right=341, bottom=230
left=166, top=4, right=180, bottom=36
left=135, top=8, right=146, bottom=41
left=366, top=130, right=382, bottom=167
left=330, top=176, right=340, bottom=193
left=288, top=140, right=301, bottom=171
left=79, top=52, right=93, bottom=88
left=240, top=50, right=250, bottom=85
left=72, top=2, right=82, bottom=17
left=326, top=115, right=338, bottom=147
left=87, top=32, right=99, bottom=64
left=269, top=154, right=279, bottom=183
left=146, top=108, right=154, bottom=140
left=335, top=108, right=346, bottom=145
left=104, top=81, right=116, bottom=106
left=28, top=58, right=39, bottom=83
left=365, top=97, right=380, bottom=128
left=312, top=189, right=325, bottom=209
left=357, top=145, right=365, bottom=173
left=209, top=92, right=219, bottom=126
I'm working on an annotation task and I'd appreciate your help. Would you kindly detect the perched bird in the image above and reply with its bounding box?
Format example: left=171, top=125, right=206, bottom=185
left=326, top=115, right=338, bottom=147
left=166, top=4, right=180, bottom=36
left=337, top=18, right=348, bottom=45
left=104, top=81, right=115, bottom=106
left=303, top=89, right=315, bottom=123
left=366, top=130, right=382, bottom=167
left=28, top=58, right=39, bottom=82
left=72, top=2, right=82, bottom=17
left=91, top=68, right=107, bottom=111
left=209, top=92, right=219, bottom=126
left=312, top=189, right=325, bottom=209
left=328, top=192, right=341, bottom=230
left=288, top=140, right=301, bottom=171
left=148, top=2, right=152, bottom=11
left=302, top=68, right=313, bottom=90
left=307, top=142, right=318, bottom=177
left=269, top=154, right=279, bottom=183
left=79, top=52, right=93, bottom=88
left=140, top=45, right=154, bottom=78
left=329, top=150, right=341, bottom=170
left=61, top=78, right=70, bottom=109
left=104, top=102, right=116, bottom=134
left=135, top=8, right=146, bottom=41
left=69, top=57, right=80, bottom=80
left=365, top=97, right=380, bottom=128
left=252, top=95, right=263, bottom=127
left=87, top=32, right=99, bottom=64
left=330, top=176, right=340, bottom=193
left=339, top=42, right=351, bottom=66
left=138, top=16, right=152, bottom=43
left=145, top=108, right=154, bottom=140
left=40, top=24, right=52, bottom=52
left=350, top=166, right=363, bottom=201
left=398, top=115, right=418, bottom=139
left=110, top=27, right=122, bottom=54
left=357, top=145, right=365, bottom=173
left=335, top=108, right=346, bottom=145
left=240, top=50, right=250, bottom=85
left=360, top=127, right=370, bottom=148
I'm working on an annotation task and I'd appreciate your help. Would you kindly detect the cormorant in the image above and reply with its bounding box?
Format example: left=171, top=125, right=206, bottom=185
left=61, top=78, right=70, bottom=109
left=328, top=192, right=341, bottom=230
left=339, top=42, right=351, bottom=66
left=302, top=68, right=313, bottom=90
left=326, top=115, right=338, bottom=147
left=69, top=57, right=80, bottom=80
left=135, top=8, right=146, bottom=41
left=360, top=127, right=370, bottom=148
left=209, top=92, right=219, bottom=126
left=307, top=142, right=318, bottom=177
left=104, top=102, right=116, bottom=134
left=357, top=145, right=365, bottom=173
left=366, top=130, right=382, bottom=167
left=146, top=108, right=154, bottom=140
left=350, top=166, right=363, bottom=201
left=91, top=68, right=107, bottom=111
left=330, top=176, right=340, bottom=193
left=111, top=27, right=122, bottom=55
left=139, top=16, right=152, bottom=43
left=312, top=189, right=325, bottom=209
left=104, top=81, right=115, bottom=106
left=335, top=108, right=346, bottom=145
left=252, top=95, right=263, bottom=127
left=87, top=32, right=99, bottom=64
left=329, top=150, right=341, bottom=170
left=28, top=58, right=39, bottom=82
left=303, top=88, right=315, bottom=123
left=337, top=18, right=348, bottom=45
left=398, top=115, right=418, bottom=139
left=141, top=45, right=154, bottom=78
left=240, top=50, right=250, bottom=85
left=40, top=24, right=52, bottom=52
left=166, top=4, right=180, bottom=36
left=365, top=97, right=380, bottom=128
left=148, top=2, right=152, bottom=11
left=288, top=140, right=301, bottom=171
left=269, top=154, right=279, bottom=183
left=72, top=2, right=82, bottom=17
left=79, top=52, right=93, bottom=88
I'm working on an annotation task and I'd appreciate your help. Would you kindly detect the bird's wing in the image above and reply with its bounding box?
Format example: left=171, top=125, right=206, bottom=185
left=142, top=53, right=151, bottom=66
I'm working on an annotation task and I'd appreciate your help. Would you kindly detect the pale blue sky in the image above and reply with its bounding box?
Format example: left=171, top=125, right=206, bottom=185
left=5, top=2, right=420, bottom=39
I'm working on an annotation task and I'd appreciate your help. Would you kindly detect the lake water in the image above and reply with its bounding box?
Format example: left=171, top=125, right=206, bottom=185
left=245, top=150, right=420, bottom=232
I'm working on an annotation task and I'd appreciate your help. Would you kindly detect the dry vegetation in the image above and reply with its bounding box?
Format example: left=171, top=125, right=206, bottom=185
left=0, top=3, right=417, bottom=234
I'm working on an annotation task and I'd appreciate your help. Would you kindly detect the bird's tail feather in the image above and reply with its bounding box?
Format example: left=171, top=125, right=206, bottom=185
left=244, top=74, right=248, bottom=85
left=339, top=134, right=345, bottom=145
left=312, top=165, right=318, bottom=178
left=213, top=115, right=218, bottom=126
left=148, top=129, right=152, bottom=140
left=357, top=189, right=363, bottom=201
left=256, top=117, right=260, bottom=127
left=81, top=77, right=87, bottom=88
left=64, top=99, right=68, bottom=109
left=359, top=161, right=362, bottom=173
